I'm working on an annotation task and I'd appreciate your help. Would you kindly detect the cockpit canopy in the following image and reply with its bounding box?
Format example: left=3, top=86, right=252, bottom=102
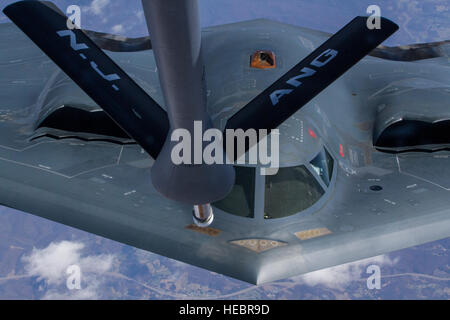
left=213, top=147, right=334, bottom=219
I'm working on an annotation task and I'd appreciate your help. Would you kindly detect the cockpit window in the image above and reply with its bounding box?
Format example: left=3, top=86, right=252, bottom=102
left=264, top=165, right=324, bottom=219
left=310, top=148, right=334, bottom=186
left=213, top=166, right=255, bottom=218
left=250, top=50, right=276, bottom=69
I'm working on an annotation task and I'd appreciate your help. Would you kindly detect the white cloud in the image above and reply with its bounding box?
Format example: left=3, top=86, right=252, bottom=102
left=435, top=5, right=448, bottom=12
left=84, top=0, right=110, bottom=15
left=135, top=10, right=145, bottom=22
left=296, top=255, right=398, bottom=289
left=21, top=241, right=118, bottom=299
left=43, top=284, right=101, bottom=300
left=111, top=24, right=125, bottom=34
left=22, top=241, right=83, bottom=285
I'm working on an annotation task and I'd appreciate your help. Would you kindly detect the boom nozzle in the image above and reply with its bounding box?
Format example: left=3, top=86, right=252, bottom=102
left=193, top=204, right=214, bottom=227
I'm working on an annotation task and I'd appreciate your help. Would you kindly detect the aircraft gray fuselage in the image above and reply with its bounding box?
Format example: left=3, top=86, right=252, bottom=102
left=0, top=16, right=449, bottom=284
